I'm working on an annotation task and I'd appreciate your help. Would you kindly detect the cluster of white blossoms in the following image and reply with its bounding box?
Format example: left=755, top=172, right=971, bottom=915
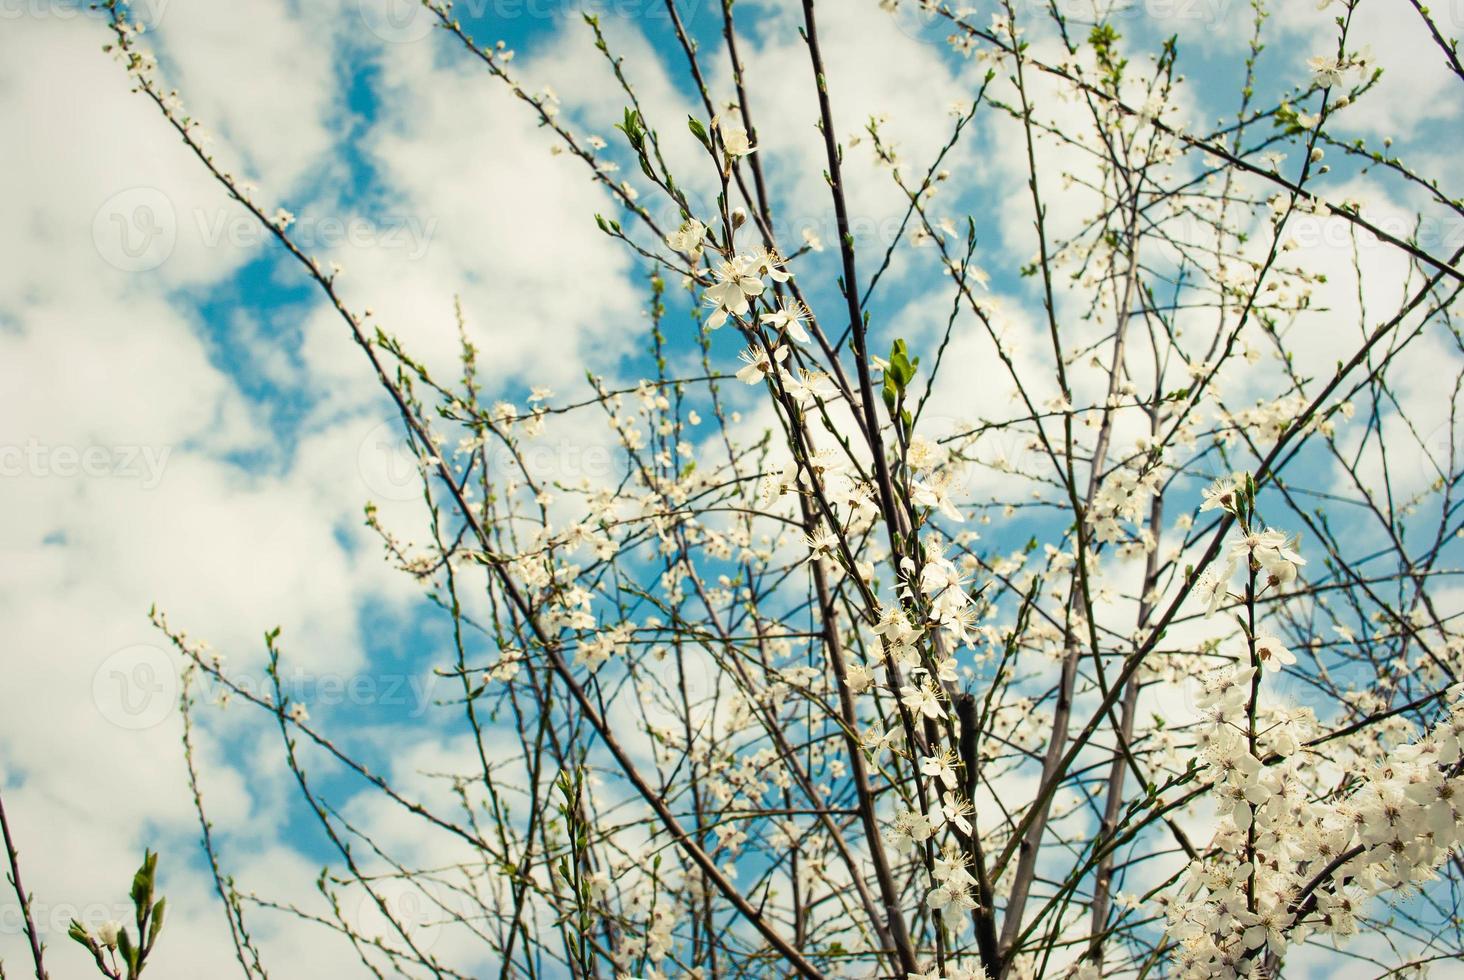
left=1219, top=392, right=1335, bottom=444
left=1187, top=478, right=1309, bottom=618
left=611, top=888, right=679, bottom=978
left=574, top=621, right=632, bottom=670
left=760, top=448, right=880, bottom=532
left=905, top=435, right=965, bottom=523
left=904, top=546, right=980, bottom=650
left=1167, top=667, right=1464, bottom=978
left=513, top=555, right=597, bottom=633
left=696, top=245, right=791, bottom=330
left=1158, top=498, right=1461, bottom=975
left=666, top=223, right=848, bottom=418
left=907, top=958, right=991, bottom=980
left=924, top=846, right=981, bottom=929
left=1088, top=459, right=1164, bottom=548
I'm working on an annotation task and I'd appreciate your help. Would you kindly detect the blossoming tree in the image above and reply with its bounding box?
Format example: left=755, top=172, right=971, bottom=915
left=12, top=0, right=1463, bottom=977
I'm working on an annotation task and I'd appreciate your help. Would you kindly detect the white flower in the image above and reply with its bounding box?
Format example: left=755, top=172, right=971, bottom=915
left=747, top=246, right=790, bottom=283
left=666, top=218, right=707, bottom=259
left=735, top=343, right=788, bottom=385
left=1315, top=888, right=1360, bottom=936
left=887, top=806, right=935, bottom=856
left=97, top=920, right=123, bottom=949
left=803, top=521, right=838, bottom=561
left=1307, top=54, right=1347, bottom=88
left=704, top=256, right=764, bottom=328
left=1193, top=567, right=1231, bottom=617
left=716, top=116, right=755, bottom=157
left=910, top=473, right=965, bottom=522
left=288, top=702, right=309, bottom=724
left=949, top=968, right=990, bottom=980
left=906, top=435, right=947, bottom=471
left=1254, top=633, right=1296, bottom=673
left=921, top=752, right=959, bottom=790
left=918, top=553, right=971, bottom=606
left=1199, top=476, right=1240, bottom=513
left=873, top=604, right=920, bottom=649
left=861, top=724, right=904, bottom=757
left=1196, top=665, right=1255, bottom=715
left=784, top=368, right=836, bottom=407
left=935, top=792, right=974, bottom=836
left=759, top=301, right=810, bottom=342
left=757, top=457, right=801, bottom=506
left=901, top=679, right=946, bottom=720
left=1231, top=528, right=1305, bottom=586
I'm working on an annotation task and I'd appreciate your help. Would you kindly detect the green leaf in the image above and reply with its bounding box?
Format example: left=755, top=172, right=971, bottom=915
left=615, top=107, right=644, bottom=150
left=885, top=338, right=919, bottom=395
left=130, top=867, right=150, bottom=909
left=687, top=116, right=711, bottom=151
left=148, top=898, right=166, bottom=944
